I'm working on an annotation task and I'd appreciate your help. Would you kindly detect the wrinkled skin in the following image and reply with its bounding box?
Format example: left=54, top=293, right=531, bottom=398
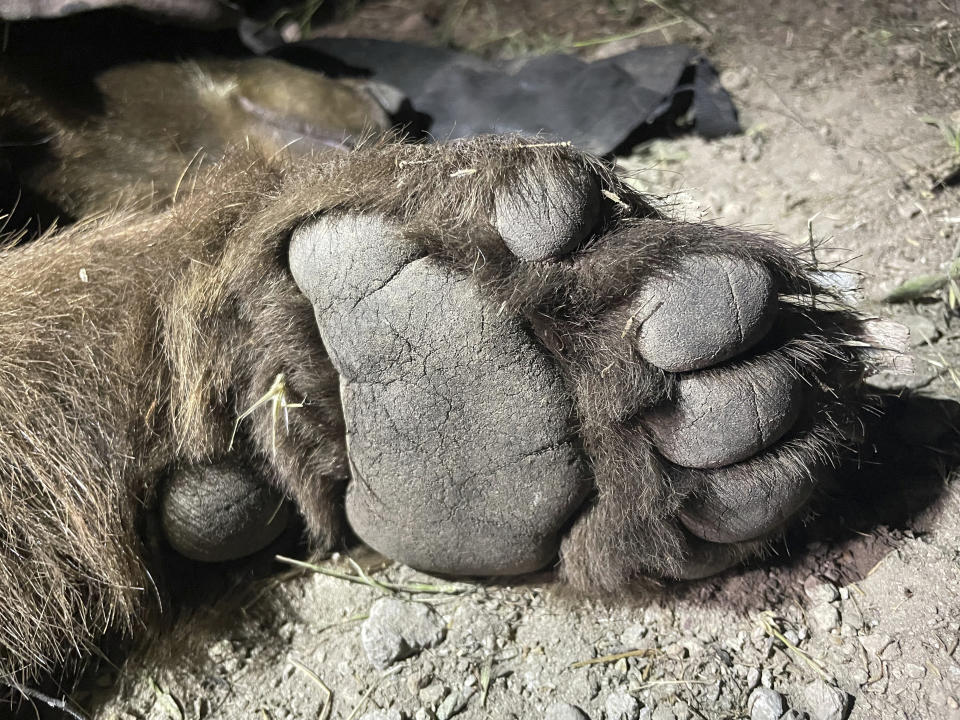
left=1, top=124, right=885, bottom=688
left=0, top=10, right=894, bottom=696
left=165, top=140, right=871, bottom=583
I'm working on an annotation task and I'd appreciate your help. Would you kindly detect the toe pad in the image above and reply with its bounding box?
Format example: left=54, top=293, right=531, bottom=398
left=644, top=357, right=804, bottom=469
left=161, top=463, right=289, bottom=563
left=494, top=165, right=600, bottom=261
left=633, top=255, right=777, bottom=372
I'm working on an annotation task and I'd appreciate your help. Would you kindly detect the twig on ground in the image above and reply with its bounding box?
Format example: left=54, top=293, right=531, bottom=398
left=291, top=658, right=333, bottom=720
left=757, top=610, right=829, bottom=679
left=639, top=0, right=712, bottom=34
left=13, top=685, right=88, bottom=720
left=571, top=18, right=684, bottom=47
left=344, top=666, right=403, bottom=720
left=276, top=555, right=473, bottom=595
left=571, top=648, right=659, bottom=669
left=149, top=678, right=184, bottom=720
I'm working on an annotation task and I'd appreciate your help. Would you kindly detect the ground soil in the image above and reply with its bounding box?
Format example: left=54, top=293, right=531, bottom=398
left=44, top=1, right=960, bottom=719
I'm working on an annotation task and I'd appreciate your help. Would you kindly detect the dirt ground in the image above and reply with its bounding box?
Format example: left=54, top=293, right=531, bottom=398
left=49, top=1, right=960, bottom=719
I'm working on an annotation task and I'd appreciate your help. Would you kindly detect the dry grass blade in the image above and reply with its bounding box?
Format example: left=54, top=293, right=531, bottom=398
left=229, top=373, right=304, bottom=455
left=757, top=610, right=828, bottom=679
left=13, top=685, right=88, bottom=720
left=344, top=684, right=378, bottom=720
left=291, top=658, right=333, bottom=720
left=883, top=257, right=960, bottom=303
left=572, top=18, right=684, bottom=47
left=277, top=554, right=388, bottom=593
left=344, top=666, right=403, bottom=720
left=571, top=648, right=659, bottom=669
left=149, top=678, right=184, bottom=720
left=275, top=555, right=473, bottom=595
left=640, top=0, right=712, bottom=33
left=883, top=273, right=950, bottom=303
left=346, top=556, right=394, bottom=595
left=479, top=656, right=493, bottom=706
left=635, top=679, right=711, bottom=690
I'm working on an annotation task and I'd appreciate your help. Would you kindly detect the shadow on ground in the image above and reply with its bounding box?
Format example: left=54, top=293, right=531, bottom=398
left=675, top=391, right=960, bottom=613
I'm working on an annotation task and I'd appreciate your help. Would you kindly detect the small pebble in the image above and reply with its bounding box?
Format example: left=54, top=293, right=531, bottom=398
left=651, top=705, right=675, bottom=720
left=419, top=683, right=447, bottom=708
left=900, top=314, right=940, bottom=347
left=848, top=667, right=869, bottom=685
left=545, top=702, right=590, bottom=720
left=905, top=662, right=926, bottom=679
left=803, top=576, right=840, bottom=604
left=643, top=605, right=673, bottom=626
left=858, top=633, right=891, bottom=657
left=359, top=711, right=401, bottom=720
left=748, top=687, right=786, bottom=720
left=804, top=680, right=852, bottom=720
left=620, top=624, right=648, bottom=646
left=361, top=598, right=446, bottom=669
left=881, top=641, right=902, bottom=660
left=407, top=672, right=430, bottom=696
left=436, top=692, right=461, bottom=720
left=605, top=691, right=641, bottom=720
left=810, top=604, right=841, bottom=634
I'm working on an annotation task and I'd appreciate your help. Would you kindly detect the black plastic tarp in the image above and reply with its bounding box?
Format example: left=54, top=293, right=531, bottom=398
left=271, top=37, right=741, bottom=154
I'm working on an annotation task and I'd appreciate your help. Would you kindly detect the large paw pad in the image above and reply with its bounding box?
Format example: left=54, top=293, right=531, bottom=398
left=286, top=138, right=885, bottom=585
left=290, top=215, right=589, bottom=575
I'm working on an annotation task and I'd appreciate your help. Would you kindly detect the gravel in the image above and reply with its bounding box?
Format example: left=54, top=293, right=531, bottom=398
left=809, top=603, right=841, bottom=634
left=803, top=576, right=840, bottom=604
left=605, top=690, right=641, bottom=720
left=748, top=687, right=787, bottom=720
left=804, top=680, right=852, bottom=720
left=361, top=598, right=447, bottom=669
left=359, top=711, right=402, bottom=720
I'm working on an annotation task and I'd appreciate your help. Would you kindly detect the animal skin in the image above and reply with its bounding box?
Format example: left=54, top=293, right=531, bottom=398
left=0, top=51, right=894, bottom=693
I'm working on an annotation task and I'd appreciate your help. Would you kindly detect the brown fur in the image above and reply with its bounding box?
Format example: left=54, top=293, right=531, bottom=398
left=0, top=15, right=880, bottom=690
left=0, top=135, right=871, bottom=688
left=0, top=55, right=389, bottom=223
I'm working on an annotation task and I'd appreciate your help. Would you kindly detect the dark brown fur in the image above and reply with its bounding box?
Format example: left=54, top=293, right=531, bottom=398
left=0, top=133, right=873, bottom=687
left=0, top=55, right=389, bottom=224
left=0, top=13, right=886, bottom=689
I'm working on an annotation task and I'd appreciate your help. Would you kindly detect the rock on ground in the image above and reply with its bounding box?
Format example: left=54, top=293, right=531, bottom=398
left=748, top=687, right=787, bottom=720
left=359, top=711, right=402, bottom=720
left=360, top=598, right=446, bottom=669
left=804, top=680, right=852, bottom=720
left=605, top=691, right=640, bottom=720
